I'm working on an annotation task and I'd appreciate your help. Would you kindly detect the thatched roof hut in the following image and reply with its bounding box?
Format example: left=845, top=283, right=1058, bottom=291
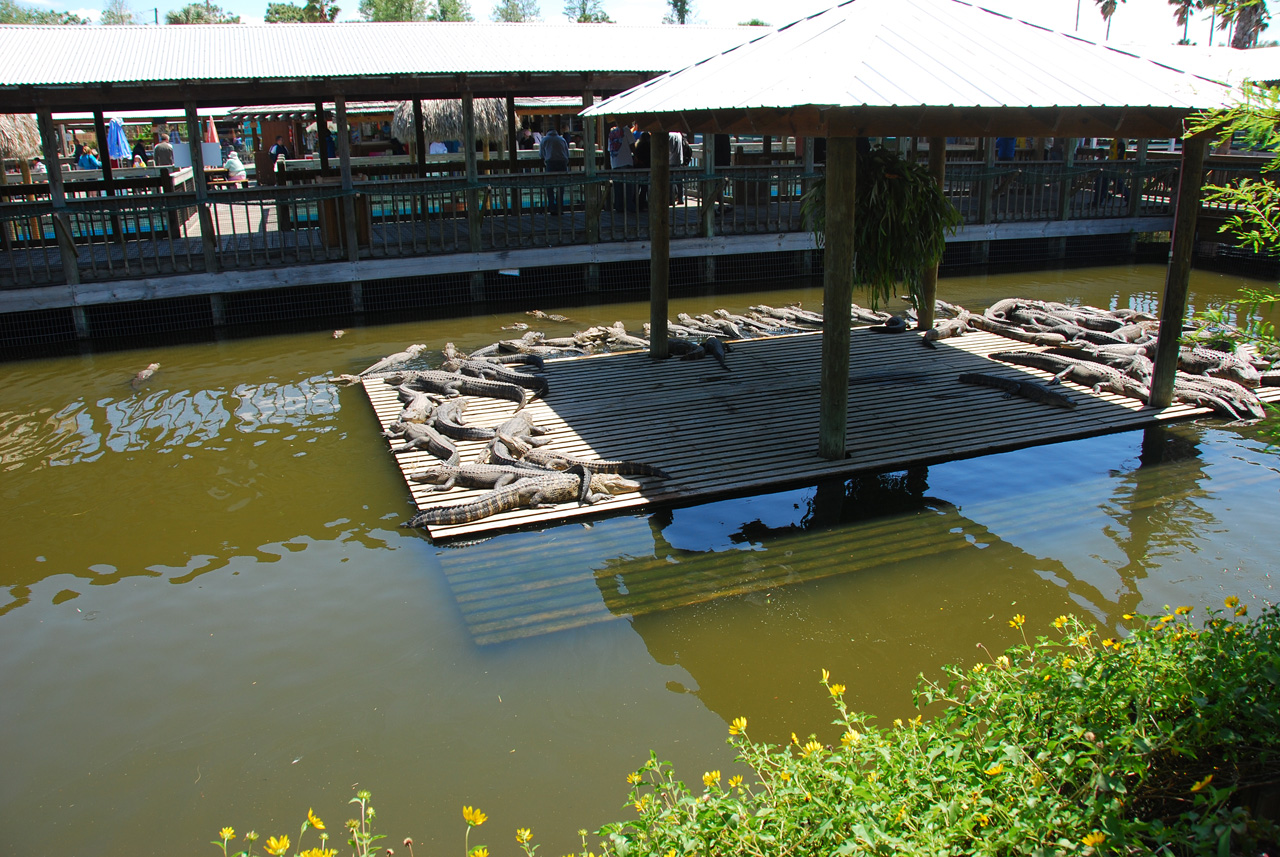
left=0, top=113, right=41, bottom=160
left=391, top=98, right=508, bottom=143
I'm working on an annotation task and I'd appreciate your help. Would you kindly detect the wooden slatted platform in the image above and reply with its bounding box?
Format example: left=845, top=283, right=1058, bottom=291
left=363, top=329, right=1280, bottom=543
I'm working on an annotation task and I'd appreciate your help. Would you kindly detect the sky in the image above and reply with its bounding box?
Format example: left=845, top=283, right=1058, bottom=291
left=39, top=0, right=1277, bottom=46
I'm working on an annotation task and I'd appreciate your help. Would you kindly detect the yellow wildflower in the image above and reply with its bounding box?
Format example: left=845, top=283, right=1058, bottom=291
left=1175, top=605, right=1192, bottom=615
left=842, top=730, right=862, bottom=746
left=1053, top=615, right=1068, bottom=630
left=219, top=827, right=235, bottom=841
left=1191, top=774, right=1213, bottom=792
left=995, top=655, right=1010, bottom=670
left=307, top=808, right=325, bottom=831
left=910, top=715, right=923, bottom=727
left=867, top=771, right=878, bottom=782
left=828, top=683, right=846, bottom=697
left=471, top=848, right=489, bottom=857
left=299, top=850, right=335, bottom=857
left=1082, top=831, right=1106, bottom=847
left=728, top=716, right=747, bottom=736
left=1061, top=656, right=1075, bottom=669
left=1158, top=615, right=1174, bottom=625
left=1076, top=633, right=1091, bottom=647
left=984, top=763, right=1004, bottom=776
left=821, top=668, right=830, bottom=683
left=972, top=663, right=986, bottom=674
left=516, top=828, right=532, bottom=844
left=802, top=740, right=823, bottom=758
left=1102, top=638, right=1118, bottom=650
left=895, top=805, right=907, bottom=822
left=729, top=775, right=743, bottom=787
left=626, top=772, right=641, bottom=785
left=265, top=835, right=291, bottom=856
left=463, top=806, right=488, bottom=827
left=779, top=771, right=792, bottom=782
left=245, top=832, right=259, bottom=843
left=791, top=732, right=799, bottom=746
left=893, top=718, right=903, bottom=728
left=1122, top=613, right=1134, bottom=620
left=977, top=813, right=990, bottom=827
left=1236, top=605, right=1248, bottom=617
left=702, top=770, right=721, bottom=788
left=1224, top=596, right=1240, bottom=609
left=1009, top=613, right=1025, bottom=629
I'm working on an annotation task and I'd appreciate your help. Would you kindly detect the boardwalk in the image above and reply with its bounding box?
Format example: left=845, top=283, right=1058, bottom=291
left=363, top=328, right=1280, bottom=549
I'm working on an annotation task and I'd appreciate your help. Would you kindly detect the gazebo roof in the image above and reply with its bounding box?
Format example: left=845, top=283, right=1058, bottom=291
left=584, top=0, right=1237, bottom=138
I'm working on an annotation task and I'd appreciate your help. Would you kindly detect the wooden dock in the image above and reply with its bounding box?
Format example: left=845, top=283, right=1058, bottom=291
left=363, top=328, right=1280, bottom=543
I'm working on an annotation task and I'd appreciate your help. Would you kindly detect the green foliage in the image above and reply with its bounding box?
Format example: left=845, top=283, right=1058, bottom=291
left=491, top=0, right=536, bottom=20
left=359, top=0, right=425, bottom=20
left=265, top=0, right=339, bottom=22
left=100, top=0, right=135, bottom=25
left=801, top=145, right=962, bottom=310
left=0, top=0, right=87, bottom=23
left=600, top=604, right=1280, bottom=856
left=661, top=0, right=690, bottom=24
left=564, top=0, right=609, bottom=22
left=738, top=18, right=768, bottom=26
left=164, top=1, right=239, bottom=23
left=1094, top=0, right=1124, bottom=21
left=428, top=0, right=472, bottom=20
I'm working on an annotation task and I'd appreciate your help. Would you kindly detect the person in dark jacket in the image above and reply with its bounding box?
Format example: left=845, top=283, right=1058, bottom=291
left=633, top=131, right=651, bottom=210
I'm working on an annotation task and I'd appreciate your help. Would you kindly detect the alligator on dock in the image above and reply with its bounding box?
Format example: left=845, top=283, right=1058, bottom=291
left=404, top=468, right=640, bottom=527
left=958, top=372, right=1076, bottom=410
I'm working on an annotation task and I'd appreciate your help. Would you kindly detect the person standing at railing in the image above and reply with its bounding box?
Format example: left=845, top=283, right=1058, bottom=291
left=539, top=126, right=570, bottom=215
left=77, top=145, right=101, bottom=171
left=667, top=131, right=691, bottom=204
left=634, top=131, right=651, bottom=211
left=153, top=133, right=174, bottom=167
left=608, top=118, right=635, bottom=213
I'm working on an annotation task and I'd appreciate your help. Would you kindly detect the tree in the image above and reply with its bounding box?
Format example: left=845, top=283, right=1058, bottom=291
left=265, top=0, right=339, bottom=21
left=738, top=17, right=768, bottom=25
left=491, top=0, right=536, bottom=21
left=1093, top=0, right=1124, bottom=38
left=101, top=0, right=136, bottom=24
left=428, top=0, right=472, bottom=19
left=1218, top=0, right=1269, bottom=48
left=564, top=0, right=609, bottom=22
left=359, top=0, right=426, bottom=19
left=661, top=0, right=690, bottom=24
left=164, top=1, right=239, bottom=22
left=0, top=0, right=88, bottom=23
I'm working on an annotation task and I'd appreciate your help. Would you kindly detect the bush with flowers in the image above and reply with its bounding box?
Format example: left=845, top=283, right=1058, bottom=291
left=213, top=601, right=1279, bottom=857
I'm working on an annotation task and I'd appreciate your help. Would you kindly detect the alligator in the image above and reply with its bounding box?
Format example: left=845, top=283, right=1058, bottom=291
left=360, top=344, right=427, bottom=376
left=394, top=385, right=437, bottom=423
left=1046, top=345, right=1153, bottom=382
left=430, top=398, right=497, bottom=442
left=388, top=421, right=459, bottom=464
left=965, top=314, right=1068, bottom=347
left=496, top=432, right=672, bottom=479
left=605, top=323, right=649, bottom=349
left=715, top=309, right=779, bottom=335
left=440, top=358, right=550, bottom=396
left=676, top=313, right=724, bottom=335
left=921, top=315, right=971, bottom=348
left=750, top=304, right=823, bottom=327
left=131, top=362, right=160, bottom=389
left=696, top=313, right=744, bottom=340
left=410, top=461, right=551, bottom=491
left=1173, top=374, right=1266, bottom=420
left=701, top=336, right=731, bottom=370
left=527, top=310, right=572, bottom=323
left=988, top=350, right=1150, bottom=401
left=1178, top=346, right=1262, bottom=388
left=382, top=370, right=527, bottom=410
left=958, top=372, right=1077, bottom=410
left=405, top=467, right=640, bottom=528
left=494, top=411, right=552, bottom=444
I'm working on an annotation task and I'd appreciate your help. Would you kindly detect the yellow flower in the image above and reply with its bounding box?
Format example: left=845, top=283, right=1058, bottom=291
left=893, top=718, right=903, bottom=728
left=828, top=683, right=846, bottom=697
left=971, top=663, right=986, bottom=674
left=702, top=770, right=721, bottom=788
left=265, top=834, right=291, bottom=856
left=1053, top=615, right=1068, bottom=630
left=516, top=828, right=532, bottom=844
left=626, top=772, right=641, bottom=785
left=1009, top=613, right=1025, bottom=629
left=984, top=763, right=1004, bottom=776
left=463, top=806, right=488, bottom=827
left=1175, top=605, right=1192, bottom=615
left=1102, top=638, right=1118, bottom=650
left=995, top=655, right=1010, bottom=670
left=308, top=808, right=325, bottom=831
left=867, top=771, right=878, bottom=782
left=1082, top=831, right=1105, bottom=847
left=1236, top=605, right=1248, bottom=617
left=471, top=848, right=489, bottom=857
left=1122, top=613, right=1134, bottom=620
left=791, top=732, right=799, bottom=746
left=728, top=716, right=747, bottom=736
left=300, top=850, right=335, bottom=857
left=245, top=832, right=260, bottom=843
left=842, top=730, right=862, bottom=746
left=1076, top=633, right=1092, bottom=647
left=977, top=812, right=990, bottom=827
left=219, top=827, right=235, bottom=841
left=821, top=668, right=830, bottom=683
left=779, top=771, right=792, bottom=782
left=729, top=775, right=743, bottom=787
left=1061, top=656, right=1075, bottom=669
left=1224, top=596, right=1240, bottom=609
left=1191, top=774, right=1213, bottom=792
left=802, top=740, right=824, bottom=758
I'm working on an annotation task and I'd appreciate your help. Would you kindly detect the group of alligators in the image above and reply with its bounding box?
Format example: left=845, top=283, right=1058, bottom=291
left=332, top=297, right=1276, bottom=531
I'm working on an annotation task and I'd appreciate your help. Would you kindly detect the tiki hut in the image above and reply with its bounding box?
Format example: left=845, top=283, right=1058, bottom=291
left=391, top=98, right=509, bottom=144
left=0, top=113, right=41, bottom=160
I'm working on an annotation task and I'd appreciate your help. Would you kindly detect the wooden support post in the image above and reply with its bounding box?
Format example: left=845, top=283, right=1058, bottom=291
left=700, top=133, right=718, bottom=282
left=1149, top=133, right=1209, bottom=409
left=334, top=94, right=360, bottom=267
left=413, top=98, right=426, bottom=177
left=976, top=136, right=995, bottom=264
left=581, top=92, right=601, bottom=290
left=918, top=135, right=946, bottom=331
left=315, top=101, right=330, bottom=172
left=762, top=135, right=772, bottom=158
left=818, top=137, right=857, bottom=460
left=93, top=110, right=129, bottom=267
left=649, top=129, right=671, bottom=360
left=185, top=102, right=219, bottom=274
left=461, top=93, right=484, bottom=299
left=39, top=108, right=84, bottom=333
left=1127, top=138, right=1148, bottom=219
left=505, top=94, right=518, bottom=219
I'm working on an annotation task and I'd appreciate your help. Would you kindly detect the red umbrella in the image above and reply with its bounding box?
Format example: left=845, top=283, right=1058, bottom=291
left=204, top=118, right=218, bottom=144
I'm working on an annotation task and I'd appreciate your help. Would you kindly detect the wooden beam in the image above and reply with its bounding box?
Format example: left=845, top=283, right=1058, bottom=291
left=315, top=101, right=330, bottom=172
left=462, top=91, right=481, bottom=253
left=582, top=90, right=600, bottom=246
left=413, top=97, right=427, bottom=177
left=334, top=93, right=359, bottom=263
left=185, top=100, right=219, bottom=274
left=918, top=135, right=946, bottom=331
left=818, top=136, right=857, bottom=460
left=648, top=126, right=670, bottom=361
left=505, top=94, right=518, bottom=176
left=1149, top=133, right=1209, bottom=408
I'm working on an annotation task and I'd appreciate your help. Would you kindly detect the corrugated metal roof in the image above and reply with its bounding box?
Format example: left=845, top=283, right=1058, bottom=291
left=0, top=22, right=754, bottom=87
left=585, top=0, right=1235, bottom=118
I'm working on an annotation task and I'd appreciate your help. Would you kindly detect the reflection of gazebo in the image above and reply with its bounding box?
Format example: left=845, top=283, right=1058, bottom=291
left=585, top=0, right=1233, bottom=459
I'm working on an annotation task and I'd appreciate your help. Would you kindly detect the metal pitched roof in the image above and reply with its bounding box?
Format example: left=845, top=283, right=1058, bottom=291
left=0, top=22, right=753, bottom=87
left=585, top=0, right=1235, bottom=130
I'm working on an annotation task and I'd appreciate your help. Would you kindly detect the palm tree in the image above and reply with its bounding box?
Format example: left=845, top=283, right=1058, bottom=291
left=1094, top=0, right=1124, bottom=40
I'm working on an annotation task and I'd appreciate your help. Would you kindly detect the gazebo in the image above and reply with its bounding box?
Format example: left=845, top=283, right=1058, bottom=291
left=583, top=0, right=1235, bottom=460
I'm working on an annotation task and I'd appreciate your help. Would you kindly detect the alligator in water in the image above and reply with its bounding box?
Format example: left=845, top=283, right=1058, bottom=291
left=131, top=362, right=160, bottom=389
left=958, top=372, right=1077, bottom=410
left=410, top=461, right=551, bottom=491
left=404, top=467, right=639, bottom=527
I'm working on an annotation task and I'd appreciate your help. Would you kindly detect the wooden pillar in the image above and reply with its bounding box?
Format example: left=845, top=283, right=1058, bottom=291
left=332, top=94, right=363, bottom=311
left=762, top=134, right=772, bottom=158
left=38, top=108, right=85, bottom=335
left=506, top=95, right=518, bottom=175
left=818, top=137, right=857, bottom=460
left=1149, top=133, right=1209, bottom=409
left=976, top=136, right=995, bottom=264
left=412, top=98, right=426, bottom=177
left=462, top=92, right=484, bottom=299
left=918, top=135, right=946, bottom=331
left=649, top=127, right=671, bottom=360
left=1127, top=138, right=1148, bottom=219
left=315, top=101, right=330, bottom=172
left=185, top=101, right=219, bottom=275
left=582, top=92, right=601, bottom=290
left=92, top=110, right=128, bottom=263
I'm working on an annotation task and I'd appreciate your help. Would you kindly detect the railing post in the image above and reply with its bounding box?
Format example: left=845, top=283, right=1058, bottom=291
left=581, top=91, right=600, bottom=291
left=462, top=91, right=484, bottom=300
left=700, top=133, right=716, bottom=283
left=1127, top=138, right=1147, bottom=219
left=38, top=108, right=85, bottom=335
left=185, top=102, right=219, bottom=274
left=334, top=94, right=363, bottom=311
left=648, top=126, right=670, bottom=361
left=1055, top=137, right=1076, bottom=261
left=977, top=137, right=995, bottom=264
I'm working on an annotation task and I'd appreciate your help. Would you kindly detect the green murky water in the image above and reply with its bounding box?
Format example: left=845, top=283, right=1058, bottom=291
left=1, top=264, right=1277, bottom=856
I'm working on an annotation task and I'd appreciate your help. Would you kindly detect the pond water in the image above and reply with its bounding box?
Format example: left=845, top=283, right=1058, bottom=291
left=1, top=263, right=1277, bottom=857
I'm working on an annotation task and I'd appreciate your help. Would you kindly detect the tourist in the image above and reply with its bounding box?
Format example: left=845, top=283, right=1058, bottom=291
left=224, top=150, right=247, bottom=185
left=539, top=126, right=570, bottom=214
left=607, top=118, right=634, bottom=213
left=667, top=131, right=691, bottom=204
left=634, top=130, right=651, bottom=210
left=30, top=157, right=45, bottom=175
left=516, top=127, right=535, bottom=150
left=269, top=135, right=293, bottom=161
left=153, top=133, right=174, bottom=167
left=77, top=145, right=101, bottom=171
